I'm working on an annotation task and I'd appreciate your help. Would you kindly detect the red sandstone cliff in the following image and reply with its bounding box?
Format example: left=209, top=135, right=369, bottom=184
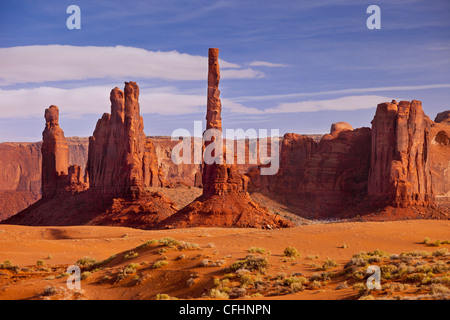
left=368, top=100, right=433, bottom=207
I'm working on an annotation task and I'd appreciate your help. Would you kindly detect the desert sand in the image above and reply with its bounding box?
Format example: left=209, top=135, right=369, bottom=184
left=0, top=219, right=448, bottom=300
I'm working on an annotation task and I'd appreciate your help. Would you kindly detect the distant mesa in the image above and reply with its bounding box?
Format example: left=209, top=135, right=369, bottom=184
left=435, top=110, right=450, bottom=123
left=330, top=122, right=353, bottom=135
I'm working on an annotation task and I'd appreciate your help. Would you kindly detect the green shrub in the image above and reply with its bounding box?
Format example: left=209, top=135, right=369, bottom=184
left=433, top=248, right=448, bottom=257
left=283, top=247, right=301, bottom=258
left=76, top=257, right=98, bottom=268
left=124, top=251, right=139, bottom=259
left=1, top=260, right=13, bottom=269
left=209, top=288, right=229, bottom=299
left=317, top=258, right=338, bottom=271
left=152, top=260, right=169, bottom=269
left=36, top=259, right=45, bottom=267
left=230, top=255, right=269, bottom=273
left=136, top=239, right=158, bottom=250
left=158, top=237, right=180, bottom=247
left=156, top=293, right=178, bottom=300
left=248, top=247, right=267, bottom=254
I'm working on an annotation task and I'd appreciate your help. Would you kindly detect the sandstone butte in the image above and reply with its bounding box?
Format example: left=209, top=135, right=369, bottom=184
left=246, top=102, right=449, bottom=220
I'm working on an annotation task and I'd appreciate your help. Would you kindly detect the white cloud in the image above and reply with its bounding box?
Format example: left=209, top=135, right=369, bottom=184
left=248, top=61, right=287, bottom=67
left=0, top=86, right=264, bottom=118
left=0, top=45, right=264, bottom=86
left=263, top=95, right=394, bottom=113
left=231, top=84, right=450, bottom=102
left=0, top=86, right=396, bottom=119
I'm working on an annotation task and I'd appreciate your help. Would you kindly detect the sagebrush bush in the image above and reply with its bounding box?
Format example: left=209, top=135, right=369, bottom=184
left=152, top=260, right=169, bottom=269
left=230, top=255, right=269, bottom=273
left=283, top=246, right=301, bottom=258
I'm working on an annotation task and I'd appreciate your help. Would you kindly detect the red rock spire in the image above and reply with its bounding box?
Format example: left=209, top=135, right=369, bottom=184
left=41, top=105, right=69, bottom=198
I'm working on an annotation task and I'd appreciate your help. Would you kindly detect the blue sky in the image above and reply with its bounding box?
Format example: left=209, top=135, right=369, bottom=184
left=0, top=0, right=449, bottom=141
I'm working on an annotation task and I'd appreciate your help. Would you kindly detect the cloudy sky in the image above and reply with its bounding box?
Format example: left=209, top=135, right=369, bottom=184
left=0, top=0, right=449, bottom=141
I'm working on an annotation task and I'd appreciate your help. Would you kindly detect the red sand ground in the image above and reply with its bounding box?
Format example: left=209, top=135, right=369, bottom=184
left=0, top=220, right=448, bottom=300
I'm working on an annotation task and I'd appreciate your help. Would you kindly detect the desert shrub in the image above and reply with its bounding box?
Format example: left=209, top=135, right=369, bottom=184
left=400, top=250, right=431, bottom=258
left=239, top=274, right=255, bottom=287
left=208, top=288, right=229, bottom=299
left=135, top=239, right=158, bottom=250
left=152, top=260, right=169, bottom=269
left=158, top=237, right=180, bottom=247
left=186, top=278, right=195, bottom=287
left=178, top=242, right=200, bottom=250
left=430, top=240, right=442, bottom=247
left=423, top=237, right=430, bottom=244
left=156, top=293, right=178, bottom=300
left=305, top=255, right=319, bottom=260
left=0, top=260, right=13, bottom=269
left=36, top=259, right=45, bottom=267
left=229, top=287, right=247, bottom=298
left=430, top=284, right=450, bottom=295
left=290, top=282, right=304, bottom=293
left=284, top=276, right=308, bottom=286
left=276, top=272, right=287, bottom=280
left=346, top=250, right=389, bottom=269
left=117, top=263, right=139, bottom=281
left=230, top=255, right=269, bottom=273
left=211, top=260, right=226, bottom=267
left=430, top=276, right=450, bottom=285
left=317, top=258, right=338, bottom=271
left=80, top=271, right=91, bottom=280
left=336, top=281, right=349, bottom=290
left=406, top=273, right=427, bottom=283
left=381, top=264, right=397, bottom=280
left=432, top=248, right=448, bottom=257
left=43, top=286, right=59, bottom=296
left=76, top=257, right=98, bottom=268
left=248, top=247, right=267, bottom=254
left=310, top=280, right=322, bottom=289
left=382, top=282, right=409, bottom=292
left=124, top=251, right=139, bottom=259
left=358, top=295, right=375, bottom=300
left=341, top=244, right=348, bottom=249
left=353, top=282, right=369, bottom=296
left=432, top=262, right=448, bottom=274
left=283, top=247, right=301, bottom=258
left=310, top=272, right=333, bottom=281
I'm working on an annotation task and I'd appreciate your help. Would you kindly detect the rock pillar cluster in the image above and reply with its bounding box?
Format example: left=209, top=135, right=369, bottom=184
left=87, top=82, right=153, bottom=198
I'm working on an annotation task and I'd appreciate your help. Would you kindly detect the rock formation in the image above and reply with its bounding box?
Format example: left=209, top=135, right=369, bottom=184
left=301, top=125, right=372, bottom=216
left=87, top=82, right=146, bottom=198
left=158, top=48, right=292, bottom=228
left=428, top=110, right=450, bottom=199
left=4, top=82, right=178, bottom=228
left=368, top=100, right=433, bottom=207
left=248, top=126, right=371, bottom=218
left=41, top=105, right=70, bottom=199
left=435, top=110, right=450, bottom=124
